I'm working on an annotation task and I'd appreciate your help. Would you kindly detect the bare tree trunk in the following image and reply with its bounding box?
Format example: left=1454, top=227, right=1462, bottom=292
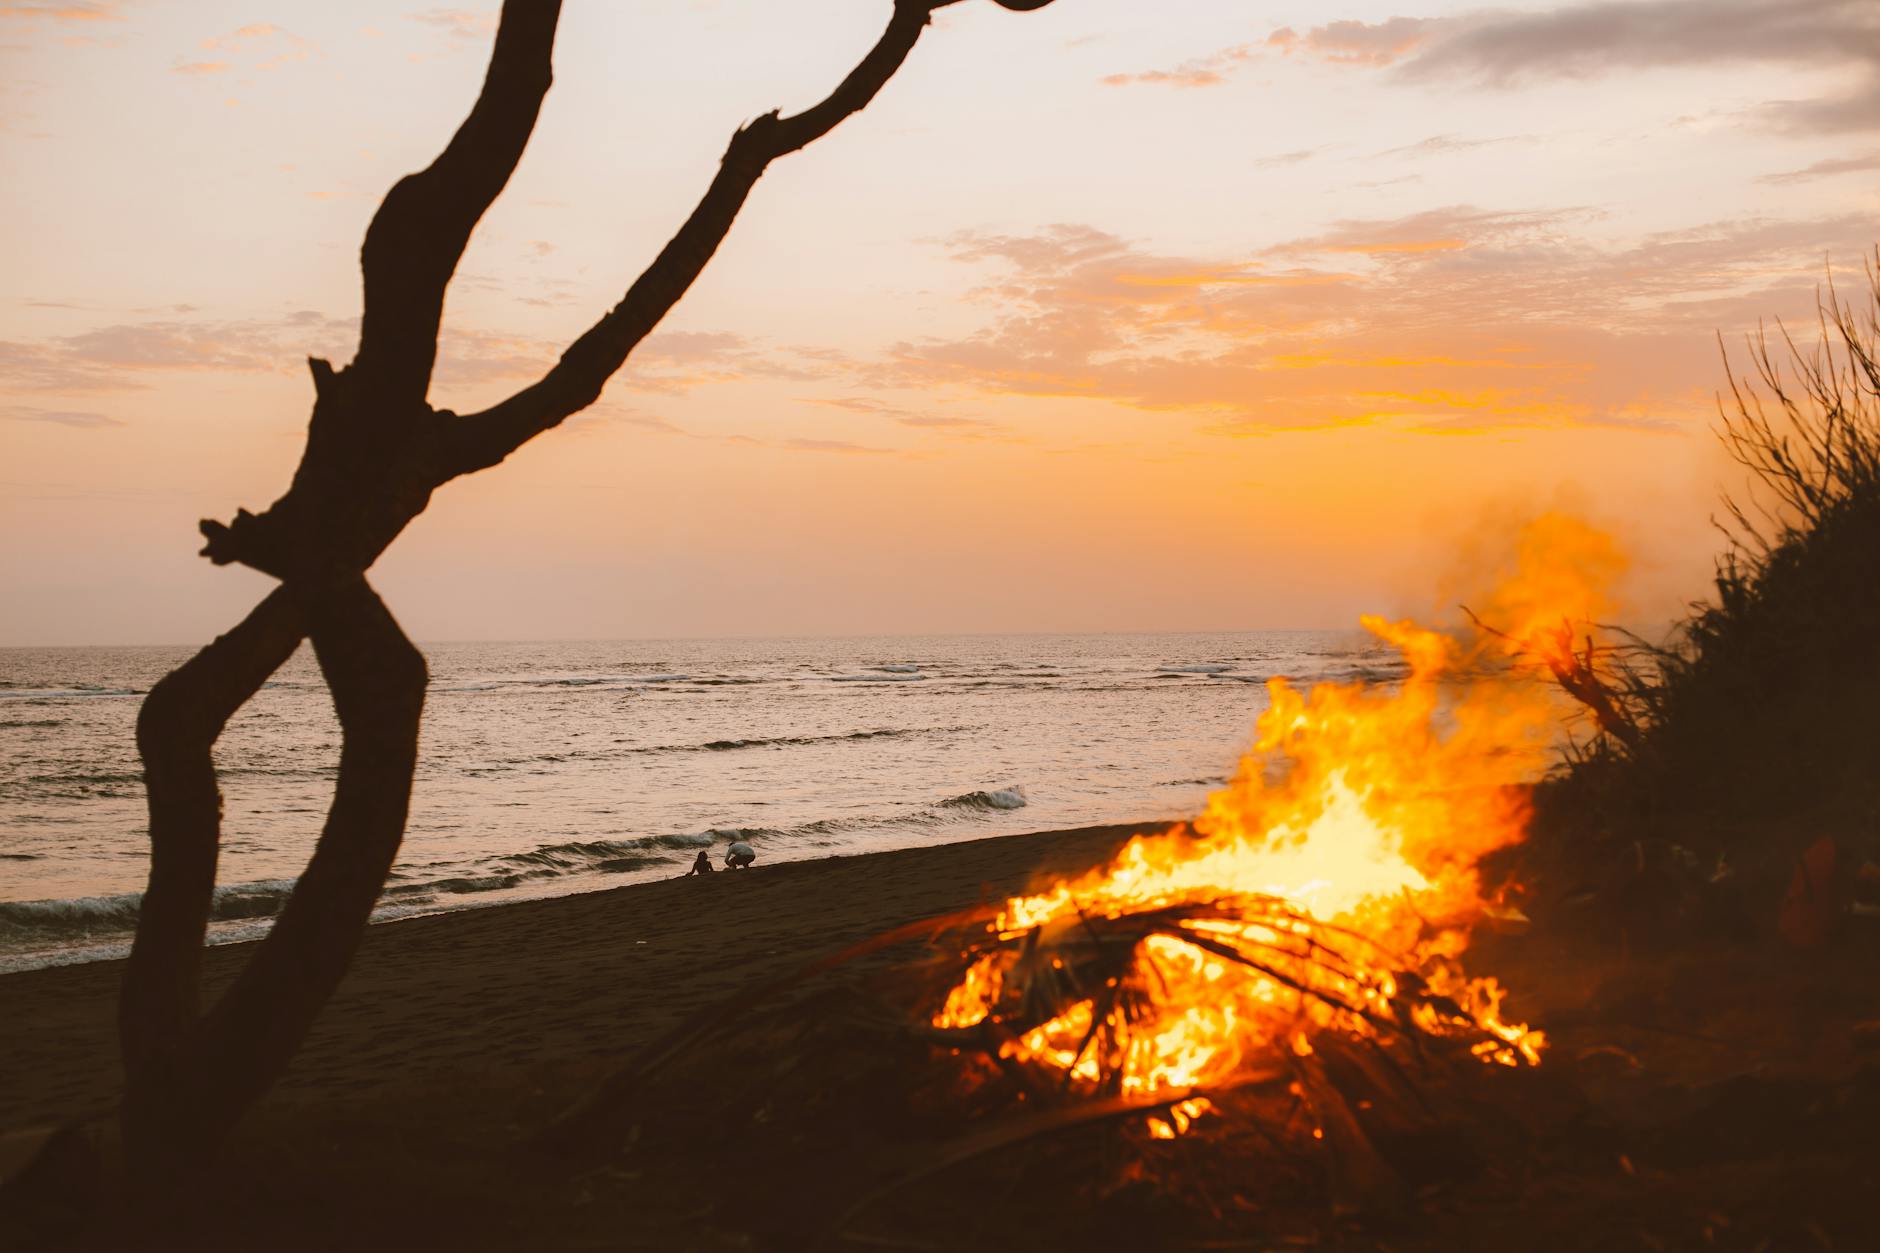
left=121, top=581, right=424, bottom=1195
left=122, top=589, right=307, bottom=1087
left=13, top=0, right=1066, bottom=1217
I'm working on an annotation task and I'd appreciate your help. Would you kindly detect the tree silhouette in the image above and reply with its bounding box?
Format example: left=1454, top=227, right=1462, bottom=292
left=112, top=0, right=1060, bottom=1198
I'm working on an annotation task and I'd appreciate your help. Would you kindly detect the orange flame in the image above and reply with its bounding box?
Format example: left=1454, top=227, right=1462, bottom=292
left=934, top=513, right=1625, bottom=1110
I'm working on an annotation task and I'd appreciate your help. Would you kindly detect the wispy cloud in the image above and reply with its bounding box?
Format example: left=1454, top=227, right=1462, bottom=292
left=1, top=404, right=122, bottom=429
left=0, top=311, right=354, bottom=392
left=1758, top=77, right=1880, bottom=136
left=613, top=331, right=844, bottom=395
left=1253, top=147, right=1325, bottom=169
left=1101, top=43, right=1254, bottom=89
left=185, top=21, right=314, bottom=74
left=1758, top=151, right=1880, bottom=183
left=806, top=395, right=1004, bottom=436
left=1267, top=17, right=1436, bottom=68
left=0, top=0, right=129, bottom=50
left=0, top=309, right=853, bottom=409
left=574, top=402, right=687, bottom=436
left=725, top=433, right=894, bottom=456
left=1373, top=133, right=1530, bottom=160
left=0, top=2, right=126, bottom=27
left=409, top=9, right=498, bottom=41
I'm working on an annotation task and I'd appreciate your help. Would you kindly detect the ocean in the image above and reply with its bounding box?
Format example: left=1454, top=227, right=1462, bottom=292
left=0, top=631, right=1400, bottom=972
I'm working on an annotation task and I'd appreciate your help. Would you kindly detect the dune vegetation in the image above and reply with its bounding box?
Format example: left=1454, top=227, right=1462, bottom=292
left=1527, top=254, right=1880, bottom=939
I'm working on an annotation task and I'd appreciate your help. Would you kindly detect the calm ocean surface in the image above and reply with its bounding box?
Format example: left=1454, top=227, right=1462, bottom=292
left=0, top=632, right=1401, bottom=971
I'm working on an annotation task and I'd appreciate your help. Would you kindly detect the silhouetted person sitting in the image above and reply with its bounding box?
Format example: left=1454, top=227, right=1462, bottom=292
left=685, top=849, right=714, bottom=876
left=725, top=840, right=757, bottom=870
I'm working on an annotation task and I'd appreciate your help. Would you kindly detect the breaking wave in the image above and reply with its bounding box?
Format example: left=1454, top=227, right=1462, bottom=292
left=941, top=786, right=1028, bottom=812
left=0, top=878, right=299, bottom=941
left=695, top=728, right=922, bottom=752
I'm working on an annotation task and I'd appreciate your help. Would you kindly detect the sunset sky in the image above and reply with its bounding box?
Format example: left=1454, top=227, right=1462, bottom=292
left=3, top=0, right=1876, bottom=645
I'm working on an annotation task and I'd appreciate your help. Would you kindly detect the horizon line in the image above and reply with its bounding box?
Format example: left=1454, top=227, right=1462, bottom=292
left=0, top=624, right=1369, bottom=651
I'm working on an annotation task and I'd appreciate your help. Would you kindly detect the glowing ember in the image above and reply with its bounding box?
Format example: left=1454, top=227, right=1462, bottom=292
left=932, top=514, right=1626, bottom=1116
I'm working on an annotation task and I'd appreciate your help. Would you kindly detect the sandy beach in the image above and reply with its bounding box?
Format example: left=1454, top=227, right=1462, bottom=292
left=8, top=814, right=1877, bottom=1252
left=11, top=820, right=1880, bottom=1249
left=0, top=821, right=1163, bottom=1160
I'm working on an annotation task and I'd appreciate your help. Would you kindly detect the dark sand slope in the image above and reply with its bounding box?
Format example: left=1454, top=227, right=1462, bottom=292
left=0, top=822, right=1161, bottom=1138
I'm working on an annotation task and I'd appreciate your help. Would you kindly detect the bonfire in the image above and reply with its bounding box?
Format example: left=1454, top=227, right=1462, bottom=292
left=926, top=514, right=1627, bottom=1137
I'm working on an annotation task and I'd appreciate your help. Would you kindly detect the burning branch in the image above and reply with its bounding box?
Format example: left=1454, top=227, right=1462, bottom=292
left=1464, top=607, right=1646, bottom=756
left=929, top=891, right=1540, bottom=1109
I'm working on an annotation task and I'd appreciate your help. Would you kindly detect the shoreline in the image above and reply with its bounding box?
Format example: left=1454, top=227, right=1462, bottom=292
left=0, top=809, right=1171, bottom=976
left=0, top=818, right=1172, bottom=1136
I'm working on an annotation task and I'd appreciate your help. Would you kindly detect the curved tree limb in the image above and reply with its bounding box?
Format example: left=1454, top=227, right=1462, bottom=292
left=353, top=0, right=563, bottom=405
left=121, top=589, right=309, bottom=1086
left=443, top=0, right=972, bottom=478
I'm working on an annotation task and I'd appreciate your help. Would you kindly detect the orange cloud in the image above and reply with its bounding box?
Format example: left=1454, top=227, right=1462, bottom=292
left=1267, top=18, right=1438, bottom=67
left=871, top=212, right=1875, bottom=440
left=191, top=21, right=313, bottom=73
left=1101, top=43, right=1254, bottom=89
left=1320, top=238, right=1467, bottom=256
left=0, top=3, right=124, bottom=24
left=1101, top=67, right=1224, bottom=89
left=1113, top=270, right=1351, bottom=289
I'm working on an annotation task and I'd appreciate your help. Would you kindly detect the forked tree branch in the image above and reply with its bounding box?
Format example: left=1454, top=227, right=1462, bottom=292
left=96, top=0, right=1061, bottom=1200
left=353, top=0, right=564, bottom=406
left=442, top=0, right=975, bottom=478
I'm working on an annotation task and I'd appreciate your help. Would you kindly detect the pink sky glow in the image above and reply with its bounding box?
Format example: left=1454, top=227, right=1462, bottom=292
left=3, top=0, right=1877, bottom=643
